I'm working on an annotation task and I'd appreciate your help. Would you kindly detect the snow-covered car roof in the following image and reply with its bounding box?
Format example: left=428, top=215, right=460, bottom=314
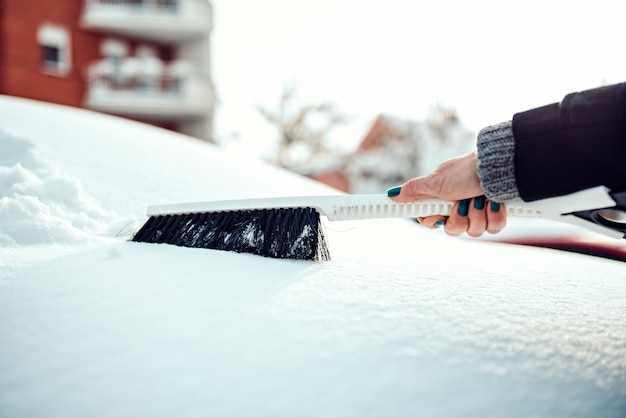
left=0, top=96, right=625, bottom=417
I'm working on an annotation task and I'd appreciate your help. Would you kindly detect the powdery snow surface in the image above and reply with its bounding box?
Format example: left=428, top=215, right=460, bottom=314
left=0, top=96, right=625, bottom=418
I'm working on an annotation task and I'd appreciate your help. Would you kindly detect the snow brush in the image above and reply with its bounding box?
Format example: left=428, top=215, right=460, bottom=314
left=131, top=186, right=626, bottom=261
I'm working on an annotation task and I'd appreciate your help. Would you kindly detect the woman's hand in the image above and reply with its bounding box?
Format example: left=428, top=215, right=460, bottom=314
left=387, top=151, right=507, bottom=237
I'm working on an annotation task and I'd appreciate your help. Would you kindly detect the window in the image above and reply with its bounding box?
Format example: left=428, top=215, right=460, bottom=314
left=37, top=24, right=71, bottom=76
left=41, top=45, right=60, bottom=71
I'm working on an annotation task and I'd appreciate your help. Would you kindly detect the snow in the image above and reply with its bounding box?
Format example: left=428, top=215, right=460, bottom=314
left=1, top=96, right=625, bottom=417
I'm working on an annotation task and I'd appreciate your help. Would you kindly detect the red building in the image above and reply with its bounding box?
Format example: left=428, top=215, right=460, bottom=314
left=0, top=0, right=215, bottom=141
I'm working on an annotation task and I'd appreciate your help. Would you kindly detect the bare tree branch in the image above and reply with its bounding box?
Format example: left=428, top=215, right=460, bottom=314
left=258, top=84, right=349, bottom=169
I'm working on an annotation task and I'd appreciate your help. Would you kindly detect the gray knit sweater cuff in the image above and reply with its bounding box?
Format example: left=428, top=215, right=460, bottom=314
left=476, top=121, right=520, bottom=202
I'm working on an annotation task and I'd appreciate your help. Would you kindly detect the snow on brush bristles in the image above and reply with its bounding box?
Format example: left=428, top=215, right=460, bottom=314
left=132, top=207, right=331, bottom=261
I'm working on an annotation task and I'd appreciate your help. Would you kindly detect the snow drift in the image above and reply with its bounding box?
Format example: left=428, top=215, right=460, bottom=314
left=0, top=96, right=625, bottom=418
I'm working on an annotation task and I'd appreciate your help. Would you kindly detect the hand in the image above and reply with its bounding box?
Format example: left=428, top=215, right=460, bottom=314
left=387, top=151, right=507, bottom=237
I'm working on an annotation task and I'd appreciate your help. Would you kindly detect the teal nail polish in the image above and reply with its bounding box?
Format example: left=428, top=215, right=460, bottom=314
left=458, top=199, right=470, bottom=216
left=474, top=196, right=486, bottom=210
left=491, top=201, right=501, bottom=212
left=434, top=220, right=446, bottom=227
left=386, top=186, right=401, bottom=197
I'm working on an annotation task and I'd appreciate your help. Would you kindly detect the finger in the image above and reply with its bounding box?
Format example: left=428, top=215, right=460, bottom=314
left=443, top=199, right=470, bottom=236
left=486, top=201, right=507, bottom=234
left=418, top=215, right=448, bottom=229
left=466, top=196, right=488, bottom=237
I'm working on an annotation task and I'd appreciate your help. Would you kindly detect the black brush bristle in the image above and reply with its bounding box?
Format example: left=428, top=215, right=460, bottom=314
left=131, top=207, right=331, bottom=261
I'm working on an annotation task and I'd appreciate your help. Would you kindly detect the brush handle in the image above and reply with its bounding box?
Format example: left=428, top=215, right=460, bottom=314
left=314, top=187, right=622, bottom=239
left=311, top=186, right=614, bottom=220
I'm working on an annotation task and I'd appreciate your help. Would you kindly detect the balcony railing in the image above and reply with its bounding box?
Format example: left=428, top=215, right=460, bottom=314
left=85, top=59, right=213, bottom=120
left=81, top=0, right=211, bottom=42
left=88, top=0, right=181, bottom=13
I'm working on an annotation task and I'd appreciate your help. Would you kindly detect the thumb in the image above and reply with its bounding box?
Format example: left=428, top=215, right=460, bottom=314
left=387, top=176, right=435, bottom=202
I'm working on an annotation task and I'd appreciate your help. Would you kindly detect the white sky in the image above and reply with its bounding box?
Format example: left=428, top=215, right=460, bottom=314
left=211, top=0, right=625, bottom=155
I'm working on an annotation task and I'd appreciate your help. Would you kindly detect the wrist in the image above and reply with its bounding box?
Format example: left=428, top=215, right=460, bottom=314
left=476, top=121, right=520, bottom=201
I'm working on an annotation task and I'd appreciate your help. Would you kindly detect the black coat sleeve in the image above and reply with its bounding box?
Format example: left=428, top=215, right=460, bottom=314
left=512, top=82, right=626, bottom=202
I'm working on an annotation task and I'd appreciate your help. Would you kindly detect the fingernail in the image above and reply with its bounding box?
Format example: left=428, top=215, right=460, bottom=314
left=491, top=201, right=501, bottom=212
left=434, top=220, right=446, bottom=227
left=458, top=199, right=470, bottom=216
left=474, top=196, right=485, bottom=210
left=386, top=186, right=401, bottom=197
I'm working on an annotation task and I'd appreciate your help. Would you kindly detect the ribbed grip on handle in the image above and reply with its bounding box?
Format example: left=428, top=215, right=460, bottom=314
left=320, top=196, right=544, bottom=221
left=325, top=200, right=452, bottom=220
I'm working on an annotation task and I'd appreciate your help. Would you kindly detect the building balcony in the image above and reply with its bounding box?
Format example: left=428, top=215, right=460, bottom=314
left=84, top=58, right=213, bottom=121
left=81, top=0, right=211, bottom=43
